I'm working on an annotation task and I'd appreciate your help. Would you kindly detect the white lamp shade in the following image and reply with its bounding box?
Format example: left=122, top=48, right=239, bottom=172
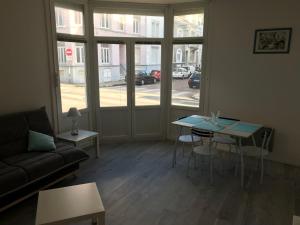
left=67, top=107, right=81, bottom=117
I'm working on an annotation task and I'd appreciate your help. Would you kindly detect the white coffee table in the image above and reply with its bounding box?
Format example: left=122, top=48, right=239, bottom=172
left=35, top=183, right=105, bottom=225
left=57, top=130, right=100, bottom=158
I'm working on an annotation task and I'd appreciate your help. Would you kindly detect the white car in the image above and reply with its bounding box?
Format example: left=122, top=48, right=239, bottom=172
left=181, top=65, right=195, bottom=74
left=172, top=68, right=190, bottom=79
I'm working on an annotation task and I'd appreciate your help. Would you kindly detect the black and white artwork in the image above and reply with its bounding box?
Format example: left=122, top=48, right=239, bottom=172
left=253, top=28, right=292, bottom=54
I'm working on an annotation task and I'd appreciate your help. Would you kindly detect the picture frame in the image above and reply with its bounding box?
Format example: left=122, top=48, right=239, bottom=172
left=253, top=28, right=292, bottom=54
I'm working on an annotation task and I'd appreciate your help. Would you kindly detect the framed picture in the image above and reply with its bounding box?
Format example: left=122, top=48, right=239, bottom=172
left=253, top=28, right=292, bottom=54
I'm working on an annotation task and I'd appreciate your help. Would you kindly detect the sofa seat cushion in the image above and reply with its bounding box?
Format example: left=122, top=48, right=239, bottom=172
left=2, top=152, right=65, bottom=181
left=0, top=161, right=28, bottom=196
left=55, top=142, right=89, bottom=165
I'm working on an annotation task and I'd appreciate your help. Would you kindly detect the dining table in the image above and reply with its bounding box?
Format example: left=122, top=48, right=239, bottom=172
left=172, top=115, right=263, bottom=188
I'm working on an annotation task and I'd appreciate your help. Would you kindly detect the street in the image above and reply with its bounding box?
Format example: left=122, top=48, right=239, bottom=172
left=60, top=79, right=200, bottom=112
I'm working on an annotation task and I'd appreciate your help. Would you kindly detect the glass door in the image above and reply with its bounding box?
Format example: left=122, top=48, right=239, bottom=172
left=133, top=43, right=163, bottom=138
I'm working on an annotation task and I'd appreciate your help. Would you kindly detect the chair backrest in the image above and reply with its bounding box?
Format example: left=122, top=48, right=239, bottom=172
left=218, top=116, right=240, bottom=122
left=191, top=128, right=214, bottom=138
left=242, top=127, right=274, bottom=151
left=177, top=115, right=188, bottom=120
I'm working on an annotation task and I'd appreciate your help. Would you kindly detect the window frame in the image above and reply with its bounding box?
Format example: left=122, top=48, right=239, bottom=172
left=169, top=5, right=207, bottom=111
left=50, top=1, right=91, bottom=119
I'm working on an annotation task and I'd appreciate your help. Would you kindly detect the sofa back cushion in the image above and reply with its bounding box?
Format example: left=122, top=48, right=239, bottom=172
left=25, top=107, right=54, bottom=137
left=0, top=113, right=29, bottom=158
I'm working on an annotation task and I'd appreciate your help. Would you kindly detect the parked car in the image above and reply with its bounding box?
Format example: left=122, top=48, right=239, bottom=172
left=135, top=71, right=156, bottom=85
left=172, top=68, right=190, bottom=79
left=150, top=70, right=161, bottom=81
left=182, top=65, right=195, bottom=75
left=188, top=72, right=201, bottom=88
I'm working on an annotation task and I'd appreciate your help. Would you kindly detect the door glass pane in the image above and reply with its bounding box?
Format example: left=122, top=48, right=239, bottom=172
left=57, top=42, right=87, bottom=112
left=98, top=44, right=127, bottom=107
left=171, top=44, right=202, bottom=107
left=135, top=44, right=161, bottom=106
left=174, top=13, right=204, bottom=37
left=54, top=6, right=84, bottom=35
left=93, top=13, right=164, bottom=38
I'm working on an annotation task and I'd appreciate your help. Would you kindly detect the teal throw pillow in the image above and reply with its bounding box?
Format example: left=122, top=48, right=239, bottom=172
left=28, top=130, right=56, bottom=151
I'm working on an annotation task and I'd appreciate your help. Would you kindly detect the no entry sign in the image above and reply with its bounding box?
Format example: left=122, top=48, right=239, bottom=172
left=65, top=48, right=72, bottom=56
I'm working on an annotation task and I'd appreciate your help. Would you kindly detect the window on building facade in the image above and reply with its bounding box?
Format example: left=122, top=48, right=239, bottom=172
left=98, top=44, right=127, bottom=107
left=151, top=21, right=160, bottom=37
left=100, top=46, right=110, bottom=64
left=57, top=47, right=66, bottom=64
left=133, top=16, right=140, bottom=34
left=54, top=6, right=84, bottom=35
left=55, top=9, right=64, bottom=27
left=74, top=11, right=82, bottom=25
left=93, top=13, right=163, bottom=38
left=76, top=46, right=85, bottom=63
left=174, top=13, right=204, bottom=37
left=118, top=15, right=125, bottom=31
left=176, top=49, right=182, bottom=63
left=100, top=14, right=109, bottom=28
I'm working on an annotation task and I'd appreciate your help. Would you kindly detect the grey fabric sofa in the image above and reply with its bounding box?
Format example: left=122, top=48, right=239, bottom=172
left=0, top=107, right=89, bottom=211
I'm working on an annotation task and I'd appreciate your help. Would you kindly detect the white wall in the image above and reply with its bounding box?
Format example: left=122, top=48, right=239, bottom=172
left=0, top=0, right=53, bottom=121
left=207, top=0, right=300, bottom=166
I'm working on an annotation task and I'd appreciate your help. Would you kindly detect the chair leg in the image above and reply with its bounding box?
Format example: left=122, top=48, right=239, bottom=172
left=260, top=156, right=264, bottom=184
left=172, top=138, right=179, bottom=168
left=210, top=154, right=213, bottom=184
left=187, top=151, right=194, bottom=177
left=234, top=145, right=239, bottom=176
left=182, top=142, right=185, bottom=157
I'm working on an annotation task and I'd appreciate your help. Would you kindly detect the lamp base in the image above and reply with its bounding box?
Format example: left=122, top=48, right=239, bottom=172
left=71, top=131, right=79, bottom=136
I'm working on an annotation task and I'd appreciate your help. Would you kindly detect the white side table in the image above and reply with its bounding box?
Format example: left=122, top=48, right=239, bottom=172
left=35, top=183, right=105, bottom=225
left=57, top=130, right=100, bottom=158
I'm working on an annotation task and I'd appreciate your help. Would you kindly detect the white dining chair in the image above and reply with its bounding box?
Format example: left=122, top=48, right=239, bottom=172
left=212, top=117, right=240, bottom=173
left=172, top=116, right=203, bottom=167
left=187, top=128, right=218, bottom=183
left=212, top=116, right=239, bottom=151
left=238, top=127, right=274, bottom=184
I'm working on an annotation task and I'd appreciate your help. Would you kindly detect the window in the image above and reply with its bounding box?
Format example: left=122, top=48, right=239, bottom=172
left=133, top=16, right=140, bottom=34
left=118, top=15, right=125, bottom=31
left=57, top=42, right=87, bottom=112
left=57, top=47, right=66, bottom=64
left=100, top=46, right=110, bottom=64
left=176, top=49, right=182, bottom=63
left=74, top=11, right=82, bottom=25
left=174, top=13, right=204, bottom=37
left=171, top=44, right=202, bottom=107
left=55, top=9, right=64, bottom=27
left=100, top=14, right=109, bottom=28
left=135, top=44, right=161, bottom=106
left=76, top=46, right=85, bottom=63
left=93, top=13, right=164, bottom=38
left=151, top=21, right=160, bottom=37
left=54, top=6, right=84, bottom=35
left=98, top=44, right=127, bottom=107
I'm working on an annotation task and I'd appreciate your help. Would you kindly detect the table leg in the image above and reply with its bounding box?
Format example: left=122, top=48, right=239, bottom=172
left=172, top=126, right=182, bottom=168
left=92, top=215, right=105, bottom=225
left=96, top=134, right=100, bottom=158
left=238, top=137, right=244, bottom=188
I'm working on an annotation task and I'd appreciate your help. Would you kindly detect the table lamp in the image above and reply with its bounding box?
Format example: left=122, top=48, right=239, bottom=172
left=67, top=107, right=81, bottom=135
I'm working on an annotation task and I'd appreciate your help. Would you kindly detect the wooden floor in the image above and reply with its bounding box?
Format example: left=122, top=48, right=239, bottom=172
left=0, top=141, right=295, bottom=225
